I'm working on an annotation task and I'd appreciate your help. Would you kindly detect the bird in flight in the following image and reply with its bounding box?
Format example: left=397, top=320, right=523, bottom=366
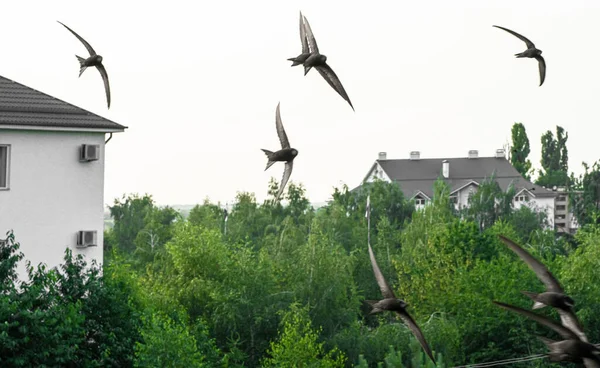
left=365, top=242, right=436, bottom=365
left=493, top=25, right=546, bottom=86
left=497, top=235, right=587, bottom=342
left=261, top=103, right=298, bottom=200
left=58, top=21, right=111, bottom=109
left=288, top=12, right=354, bottom=111
left=493, top=301, right=600, bottom=367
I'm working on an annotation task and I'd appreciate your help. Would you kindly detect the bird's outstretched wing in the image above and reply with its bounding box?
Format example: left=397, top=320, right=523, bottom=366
left=558, top=309, right=588, bottom=343
left=277, top=161, right=293, bottom=200
left=493, top=301, right=579, bottom=340
left=302, top=15, right=319, bottom=54
left=58, top=21, right=97, bottom=56
left=397, top=311, right=436, bottom=366
left=498, top=235, right=563, bottom=293
left=95, top=64, right=111, bottom=109
left=535, top=55, right=546, bottom=86
left=493, top=25, right=536, bottom=49
left=275, top=103, right=290, bottom=149
left=299, top=12, right=309, bottom=54
left=368, top=243, right=395, bottom=299
left=315, top=64, right=354, bottom=111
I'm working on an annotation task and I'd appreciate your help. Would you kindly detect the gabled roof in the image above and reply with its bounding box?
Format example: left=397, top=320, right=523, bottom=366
left=0, top=75, right=126, bottom=132
left=372, top=156, right=555, bottom=199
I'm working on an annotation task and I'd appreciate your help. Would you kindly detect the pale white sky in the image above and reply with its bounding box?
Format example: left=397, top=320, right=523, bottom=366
left=3, top=0, right=599, bottom=206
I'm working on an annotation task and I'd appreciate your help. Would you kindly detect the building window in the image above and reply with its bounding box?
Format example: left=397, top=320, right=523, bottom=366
left=415, top=197, right=426, bottom=206
left=0, top=145, right=9, bottom=190
left=556, top=205, right=566, bottom=211
left=557, top=195, right=566, bottom=202
left=515, top=195, right=528, bottom=202
left=450, top=195, right=458, bottom=204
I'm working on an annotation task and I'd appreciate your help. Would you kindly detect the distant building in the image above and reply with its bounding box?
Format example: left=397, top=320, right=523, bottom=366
left=0, top=75, right=126, bottom=279
left=552, top=187, right=581, bottom=234
left=359, top=149, right=558, bottom=229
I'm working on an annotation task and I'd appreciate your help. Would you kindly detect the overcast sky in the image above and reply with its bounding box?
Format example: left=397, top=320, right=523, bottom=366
left=3, top=0, right=599, bottom=207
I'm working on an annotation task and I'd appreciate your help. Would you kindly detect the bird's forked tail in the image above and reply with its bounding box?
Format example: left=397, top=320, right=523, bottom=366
left=520, top=291, right=546, bottom=309
left=76, top=55, right=88, bottom=77
left=261, top=149, right=276, bottom=171
left=287, top=57, right=303, bottom=66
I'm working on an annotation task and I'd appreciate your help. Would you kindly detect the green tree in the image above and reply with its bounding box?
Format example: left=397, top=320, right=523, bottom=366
left=509, top=122, right=532, bottom=180
left=134, top=312, right=215, bottom=368
left=463, top=173, right=516, bottom=232
left=262, top=303, right=346, bottom=367
left=570, top=160, right=600, bottom=226
left=537, top=126, right=569, bottom=187
left=107, top=193, right=156, bottom=254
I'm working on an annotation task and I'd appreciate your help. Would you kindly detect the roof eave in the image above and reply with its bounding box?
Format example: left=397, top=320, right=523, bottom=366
left=0, top=124, right=126, bottom=133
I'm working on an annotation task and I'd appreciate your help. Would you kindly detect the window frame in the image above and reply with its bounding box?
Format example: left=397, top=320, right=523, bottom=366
left=415, top=197, right=426, bottom=206
left=0, top=144, right=10, bottom=190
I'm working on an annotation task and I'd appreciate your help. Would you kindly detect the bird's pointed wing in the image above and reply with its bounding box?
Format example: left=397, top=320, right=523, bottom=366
left=558, top=309, right=588, bottom=342
left=368, top=243, right=395, bottom=299
left=493, top=25, right=536, bottom=49
left=315, top=64, right=354, bottom=111
left=535, top=55, right=546, bottom=86
left=275, top=103, right=290, bottom=149
left=397, top=310, right=436, bottom=366
left=95, top=64, right=111, bottom=109
left=498, top=235, right=563, bottom=293
left=58, top=21, right=97, bottom=56
left=302, top=15, right=319, bottom=53
left=493, top=301, right=579, bottom=340
left=277, top=161, right=293, bottom=200
left=299, top=12, right=309, bottom=54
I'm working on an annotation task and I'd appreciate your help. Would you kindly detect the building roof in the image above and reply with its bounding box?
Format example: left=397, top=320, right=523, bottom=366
left=362, top=155, right=556, bottom=199
left=0, top=75, right=126, bottom=132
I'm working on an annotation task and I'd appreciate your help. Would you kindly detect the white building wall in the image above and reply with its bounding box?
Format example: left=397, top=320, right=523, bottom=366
left=455, top=183, right=479, bottom=209
left=513, top=195, right=555, bottom=229
left=0, top=129, right=105, bottom=279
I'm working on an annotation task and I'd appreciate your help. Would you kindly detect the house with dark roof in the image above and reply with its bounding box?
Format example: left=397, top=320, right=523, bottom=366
left=360, top=149, right=558, bottom=229
left=0, top=75, right=126, bottom=278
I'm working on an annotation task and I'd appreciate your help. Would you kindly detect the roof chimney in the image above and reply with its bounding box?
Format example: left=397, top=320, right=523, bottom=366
left=378, top=152, right=387, bottom=160
left=495, top=149, right=505, bottom=158
left=442, top=160, right=449, bottom=178
left=468, top=150, right=478, bottom=159
left=409, top=151, right=420, bottom=160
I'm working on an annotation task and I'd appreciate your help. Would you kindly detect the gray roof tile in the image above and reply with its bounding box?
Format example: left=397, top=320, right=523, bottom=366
left=0, top=75, right=126, bottom=131
left=364, top=156, right=556, bottom=199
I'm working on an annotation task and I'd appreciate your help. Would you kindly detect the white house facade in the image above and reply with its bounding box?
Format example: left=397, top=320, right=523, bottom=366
left=360, top=150, right=557, bottom=229
left=0, top=75, right=126, bottom=279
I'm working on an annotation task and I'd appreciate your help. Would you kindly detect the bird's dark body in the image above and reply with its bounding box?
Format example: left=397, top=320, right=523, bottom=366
left=516, top=49, right=542, bottom=58
left=80, top=54, right=103, bottom=67
left=543, top=339, right=600, bottom=363
left=304, top=53, right=327, bottom=67
left=368, top=298, right=408, bottom=314
left=263, top=148, right=297, bottom=164
left=523, top=291, right=574, bottom=310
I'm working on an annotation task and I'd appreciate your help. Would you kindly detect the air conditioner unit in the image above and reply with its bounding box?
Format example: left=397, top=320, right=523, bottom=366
left=79, top=144, right=100, bottom=162
left=76, top=230, right=98, bottom=247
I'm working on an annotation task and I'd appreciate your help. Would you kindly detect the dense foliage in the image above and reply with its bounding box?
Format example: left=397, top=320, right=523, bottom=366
left=4, top=170, right=600, bottom=367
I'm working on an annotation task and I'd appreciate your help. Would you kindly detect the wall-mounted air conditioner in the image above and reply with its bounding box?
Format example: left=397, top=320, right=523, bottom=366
left=79, top=144, right=100, bottom=162
left=76, top=230, right=98, bottom=247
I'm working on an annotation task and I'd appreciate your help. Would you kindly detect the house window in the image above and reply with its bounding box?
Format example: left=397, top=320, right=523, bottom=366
left=415, top=197, right=426, bottom=206
left=0, top=145, right=9, bottom=190
left=515, top=195, right=528, bottom=202
left=450, top=195, right=458, bottom=204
